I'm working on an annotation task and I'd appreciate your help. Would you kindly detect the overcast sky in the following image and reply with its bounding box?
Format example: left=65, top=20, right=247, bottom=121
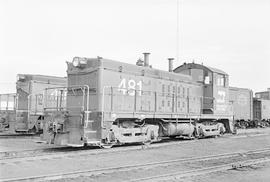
left=0, top=0, right=269, bottom=94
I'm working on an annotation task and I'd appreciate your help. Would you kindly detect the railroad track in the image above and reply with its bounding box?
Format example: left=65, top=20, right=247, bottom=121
left=0, top=138, right=197, bottom=161
left=0, top=132, right=268, bottom=161
left=2, top=147, right=270, bottom=182
left=0, top=133, right=38, bottom=139
left=130, top=157, right=270, bottom=182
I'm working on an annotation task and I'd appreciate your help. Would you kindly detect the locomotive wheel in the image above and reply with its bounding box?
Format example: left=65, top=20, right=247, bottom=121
left=100, top=143, right=113, bottom=149
left=100, top=134, right=115, bottom=149
left=144, top=129, right=156, bottom=144
left=188, top=132, right=195, bottom=140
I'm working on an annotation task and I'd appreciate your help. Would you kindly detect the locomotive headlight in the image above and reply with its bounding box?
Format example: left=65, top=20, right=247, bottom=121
left=72, top=57, right=80, bottom=67
left=72, top=57, right=87, bottom=68
left=16, top=75, right=26, bottom=81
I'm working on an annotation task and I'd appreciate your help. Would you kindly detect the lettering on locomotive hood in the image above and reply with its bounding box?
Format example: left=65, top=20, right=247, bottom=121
left=217, top=90, right=226, bottom=103
left=118, top=78, right=142, bottom=96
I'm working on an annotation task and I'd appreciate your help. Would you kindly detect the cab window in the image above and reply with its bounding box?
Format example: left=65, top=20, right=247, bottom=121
left=217, top=74, right=225, bottom=87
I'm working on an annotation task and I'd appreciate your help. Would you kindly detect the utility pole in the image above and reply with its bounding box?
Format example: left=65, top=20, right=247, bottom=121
left=176, top=0, right=180, bottom=63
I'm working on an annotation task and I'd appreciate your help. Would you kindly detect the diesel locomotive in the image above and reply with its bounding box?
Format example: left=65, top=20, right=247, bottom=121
left=42, top=54, right=235, bottom=147
left=0, top=74, right=67, bottom=133
left=0, top=93, right=16, bottom=131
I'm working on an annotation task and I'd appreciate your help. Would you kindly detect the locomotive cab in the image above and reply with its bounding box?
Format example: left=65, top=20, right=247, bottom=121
left=174, top=63, right=230, bottom=115
left=174, top=63, right=234, bottom=134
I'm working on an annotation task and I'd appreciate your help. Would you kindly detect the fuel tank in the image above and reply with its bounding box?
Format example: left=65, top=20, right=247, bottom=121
left=162, top=122, right=195, bottom=137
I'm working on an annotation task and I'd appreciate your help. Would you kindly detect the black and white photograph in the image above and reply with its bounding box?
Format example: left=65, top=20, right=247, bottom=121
left=0, top=0, right=270, bottom=181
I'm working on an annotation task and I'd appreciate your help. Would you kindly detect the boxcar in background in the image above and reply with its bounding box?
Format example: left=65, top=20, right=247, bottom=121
left=229, top=87, right=253, bottom=120
left=253, top=88, right=270, bottom=127
left=15, top=74, right=66, bottom=133
left=229, top=87, right=254, bottom=128
left=255, top=88, right=270, bottom=100
left=253, top=98, right=270, bottom=126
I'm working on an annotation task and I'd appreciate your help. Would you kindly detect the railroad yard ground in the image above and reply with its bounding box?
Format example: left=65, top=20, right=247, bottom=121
left=185, top=162, right=270, bottom=182
left=1, top=128, right=270, bottom=182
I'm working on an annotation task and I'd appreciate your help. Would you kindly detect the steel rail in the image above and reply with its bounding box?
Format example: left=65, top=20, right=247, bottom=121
left=130, top=157, right=270, bottom=182
left=0, top=133, right=38, bottom=138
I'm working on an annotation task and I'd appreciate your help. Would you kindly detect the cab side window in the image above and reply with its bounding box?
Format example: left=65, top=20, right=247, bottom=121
left=217, top=74, right=225, bottom=87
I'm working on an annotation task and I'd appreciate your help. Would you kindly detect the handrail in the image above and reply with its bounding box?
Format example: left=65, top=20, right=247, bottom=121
left=27, top=88, right=47, bottom=121
left=101, top=86, right=112, bottom=128
left=0, top=93, right=17, bottom=111
left=44, top=85, right=90, bottom=124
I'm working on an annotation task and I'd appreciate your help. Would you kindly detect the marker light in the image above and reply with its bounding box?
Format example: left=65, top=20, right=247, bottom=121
left=72, top=57, right=80, bottom=67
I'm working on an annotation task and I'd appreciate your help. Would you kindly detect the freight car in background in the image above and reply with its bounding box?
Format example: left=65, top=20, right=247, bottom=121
left=255, top=88, right=270, bottom=100
left=229, top=87, right=254, bottom=128
left=15, top=74, right=66, bottom=133
left=253, top=98, right=270, bottom=127
left=254, top=88, right=270, bottom=126
left=0, top=93, right=16, bottom=131
left=42, top=54, right=235, bottom=147
left=228, top=87, right=270, bottom=129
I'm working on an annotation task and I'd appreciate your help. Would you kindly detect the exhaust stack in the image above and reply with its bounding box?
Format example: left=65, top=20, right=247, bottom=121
left=143, top=53, right=150, bottom=67
left=168, top=58, right=174, bottom=72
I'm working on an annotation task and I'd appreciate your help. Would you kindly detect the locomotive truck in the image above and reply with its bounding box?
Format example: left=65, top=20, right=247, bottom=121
left=42, top=54, right=235, bottom=147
